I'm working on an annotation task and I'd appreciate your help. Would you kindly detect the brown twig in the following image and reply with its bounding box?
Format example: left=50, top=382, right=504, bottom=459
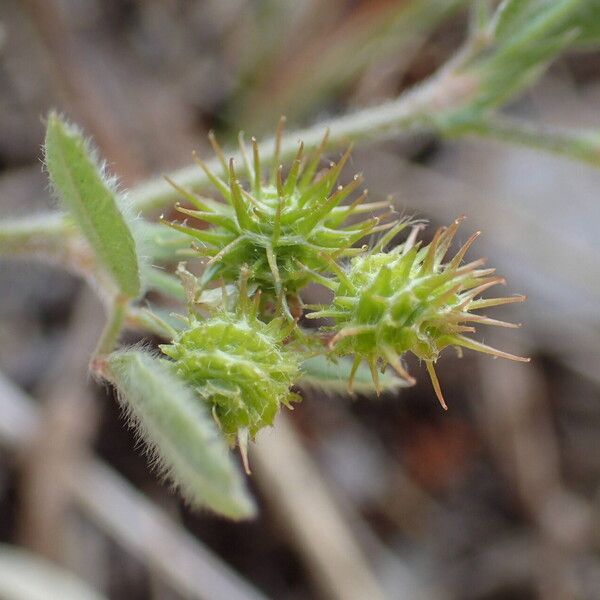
left=253, top=413, right=388, bottom=600
left=472, top=338, right=593, bottom=599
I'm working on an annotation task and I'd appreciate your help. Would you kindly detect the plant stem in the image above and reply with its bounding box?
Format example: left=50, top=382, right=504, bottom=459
left=130, top=65, right=477, bottom=215
left=4, top=9, right=600, bottom=258
left=462, top=115, right=600, bottom=167
left=0, top=213, right=75, bottom=258
left=91, top=294, right=128, bottom=372
left=5, top=50, right=599, bottom=249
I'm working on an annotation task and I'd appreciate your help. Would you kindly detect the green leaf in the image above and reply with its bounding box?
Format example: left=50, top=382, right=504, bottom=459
left=476, top=0, right=582, bottom=110
left=491, top=0, right=580, bottom=55
left=143, top=266, right=259, bottom=307
left=135, top=220, right=192, bottom=263
left=107, top=350, right=256, bottom=519
left=144, top=268, right=187, bottom=302
left=299, top=355, right=411, bottom=396
left=0, top=544, right=107, bottom=600
left=437, top=0, right=583, bottom=130
left=44, top=113, right=141, bottom=297
left=473, top=28, right=577, bottom=112
left=490, top=0, right=544, bottom=41
left=571, top=0, right=600, bottom=46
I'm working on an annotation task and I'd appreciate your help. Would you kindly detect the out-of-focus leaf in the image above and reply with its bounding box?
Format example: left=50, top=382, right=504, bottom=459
left=438, top=0, right=584, bottom=130
left=571, top=0, right=600, bottom=46
left=143, top=267, right=256, bottom=308
left=300, top=355, right=411, bottom=396
left=490, top=0, right=545, bottom=41
left=491, top=0, right=580, bottom=55
left=0, top=544, right=107, bottom=600
left=107, top=350, right=256, bottom=519
left=473, top=28, right=577, bottom=112
left=45, top=113, right=141, bottom=297
left=127, top=305, right=180, bottom=339
left=144, top=268, right=187, bottom=302
left=135, top=220, right=192, bottom=263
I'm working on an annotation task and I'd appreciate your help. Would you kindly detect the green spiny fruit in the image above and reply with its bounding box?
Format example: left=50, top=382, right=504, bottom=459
left=159, top=281, right=300, bottom=449
left=162, top=119, right=391, bottom=316
left=308, top=217, right=529, bottom=408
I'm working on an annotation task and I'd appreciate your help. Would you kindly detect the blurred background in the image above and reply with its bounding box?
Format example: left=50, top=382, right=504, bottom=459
left=1, top=1, right=600, bottom=599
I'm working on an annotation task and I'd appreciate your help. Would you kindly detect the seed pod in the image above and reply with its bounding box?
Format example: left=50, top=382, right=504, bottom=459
left=162, top=120, right=392, bottom=314
left=309, top=218, right=529, bottom=408
left=160, top=292, right=300, bottom=445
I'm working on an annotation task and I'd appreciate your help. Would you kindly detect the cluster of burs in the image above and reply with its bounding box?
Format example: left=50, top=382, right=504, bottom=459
left=159, top=122, right=527, bottom=448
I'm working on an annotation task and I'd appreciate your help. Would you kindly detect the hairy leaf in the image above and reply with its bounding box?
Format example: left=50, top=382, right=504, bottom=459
left=107, top=350, right=256, bottom=519
left=45, top=113, right=141, bottom=297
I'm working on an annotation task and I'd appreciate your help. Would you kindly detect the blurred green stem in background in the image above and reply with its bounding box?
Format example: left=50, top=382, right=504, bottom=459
left=454, top=114, right=600, bottom=167
left=0, top=214, right=77, bottom=260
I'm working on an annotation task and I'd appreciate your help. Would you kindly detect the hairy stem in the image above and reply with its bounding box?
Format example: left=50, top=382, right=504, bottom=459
left=461, top=114, right=600, bottom=167
left=130, top=66, right=475, bottom=215
left=0, top=214, right=75, bottom=258
left=3, top=35, right=598, bottom=258
left=91, top=294, right=128, bottom=372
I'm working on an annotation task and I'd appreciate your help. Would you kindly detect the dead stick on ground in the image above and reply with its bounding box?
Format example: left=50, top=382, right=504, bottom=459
left=252, top=413, right=387, bottom=600
left=17, top=289, right=101, bottom=561
left=473, top=339, right=593, bottom=600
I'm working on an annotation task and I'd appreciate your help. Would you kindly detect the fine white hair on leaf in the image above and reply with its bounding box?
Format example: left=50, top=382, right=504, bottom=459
left=107, top=348, right=256, bottom=519
left=44, top=111, right=144, bottom=298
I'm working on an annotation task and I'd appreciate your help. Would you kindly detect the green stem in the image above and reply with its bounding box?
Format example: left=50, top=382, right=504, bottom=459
left=129, top=65, right=476, bottom=215
left=4, top=5, right=599, bottom=253
left=92, top=295, right=128, bottom=365
left=0, top=213, right=74, bottom=258
left=462, top=114, right=600, bottom=167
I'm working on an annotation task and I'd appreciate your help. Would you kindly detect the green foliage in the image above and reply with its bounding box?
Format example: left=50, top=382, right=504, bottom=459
left=135, top=220, right=192, bottom=263
left=13, top=0, right=594, bottom=515
left=44, top=112, right=141, bottom=297
left=438, top=0, right=589, bottom=131
left=107, top=350, right=255, bottom=519
left=571, top=0, right=600, bottom=47
left=44, top=119, right=528, bottom=514
left=474, top=0, right=579, bottom=109
left=490, top=0, right=550, bottom=41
